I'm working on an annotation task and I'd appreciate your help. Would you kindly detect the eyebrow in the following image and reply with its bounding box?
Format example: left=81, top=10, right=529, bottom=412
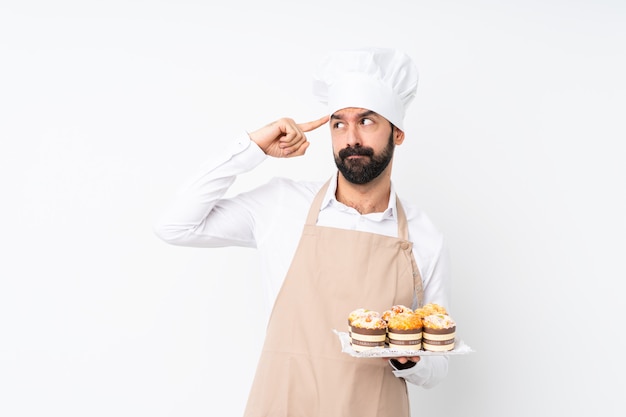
left=330, top=110, right=377, bottom=121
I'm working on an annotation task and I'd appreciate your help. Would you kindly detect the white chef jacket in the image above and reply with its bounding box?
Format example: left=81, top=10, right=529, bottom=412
left=154, top=133, right=452, bottom=388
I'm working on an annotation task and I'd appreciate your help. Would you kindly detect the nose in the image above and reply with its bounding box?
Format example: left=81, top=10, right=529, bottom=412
left=345, top=124, right=362, bottom=147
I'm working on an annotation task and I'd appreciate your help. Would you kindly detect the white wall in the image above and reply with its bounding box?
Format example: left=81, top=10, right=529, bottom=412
left=2, top=1, right=625, bottom=416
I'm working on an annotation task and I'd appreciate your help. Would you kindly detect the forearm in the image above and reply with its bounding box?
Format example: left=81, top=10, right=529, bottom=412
left=153, top=134, right=267, bottom=247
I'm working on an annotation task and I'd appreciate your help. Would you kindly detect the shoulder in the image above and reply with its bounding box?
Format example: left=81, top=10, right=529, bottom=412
left=399, top=199, right=445, bottom=251
left=265, top=177, right=326, bottom=198
left=247, top=177, right=328, bottom=246
left=239, top=177, right=326, bottom=211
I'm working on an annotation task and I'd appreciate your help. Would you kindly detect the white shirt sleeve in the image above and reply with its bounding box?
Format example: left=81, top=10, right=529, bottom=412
left=153, top=133, right=267, bottom=248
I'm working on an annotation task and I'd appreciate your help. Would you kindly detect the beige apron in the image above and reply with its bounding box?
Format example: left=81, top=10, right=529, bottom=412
left=243, top=180, right=424, bottom=417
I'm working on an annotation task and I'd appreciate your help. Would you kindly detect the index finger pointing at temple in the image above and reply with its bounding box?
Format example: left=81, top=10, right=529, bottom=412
left=298, top=115, right=330, bottom=133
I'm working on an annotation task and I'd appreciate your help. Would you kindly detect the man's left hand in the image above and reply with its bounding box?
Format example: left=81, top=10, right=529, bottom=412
left=385, top=356, right=420, bottom=370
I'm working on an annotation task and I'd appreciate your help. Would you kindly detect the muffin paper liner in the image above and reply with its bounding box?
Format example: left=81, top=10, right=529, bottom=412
left=333, top=330, right=474, bottom=357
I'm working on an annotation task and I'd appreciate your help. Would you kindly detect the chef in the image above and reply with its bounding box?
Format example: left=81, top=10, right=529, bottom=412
left=154, top=47, right=452, bottom=417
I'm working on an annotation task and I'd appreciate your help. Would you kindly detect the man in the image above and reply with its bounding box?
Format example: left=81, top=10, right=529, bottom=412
left=154, top=47, right=451, bottom=417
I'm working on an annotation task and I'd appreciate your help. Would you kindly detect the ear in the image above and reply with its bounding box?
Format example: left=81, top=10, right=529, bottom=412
left=393, top=127, right=405, bottom=145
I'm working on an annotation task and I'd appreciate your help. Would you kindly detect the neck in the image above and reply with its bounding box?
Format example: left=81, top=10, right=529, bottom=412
left=335, top=171, right=392, bottom=215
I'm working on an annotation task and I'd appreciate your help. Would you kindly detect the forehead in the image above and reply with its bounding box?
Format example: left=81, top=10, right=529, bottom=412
left=330, top=107, right=382, bottom=120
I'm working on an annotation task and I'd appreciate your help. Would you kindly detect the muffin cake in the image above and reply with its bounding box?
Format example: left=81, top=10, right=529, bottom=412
left=349, top=314, right=387, bottom=352
left=385, top=311, right=423, bottom=351
left=422, top=313, right=456, bottom=352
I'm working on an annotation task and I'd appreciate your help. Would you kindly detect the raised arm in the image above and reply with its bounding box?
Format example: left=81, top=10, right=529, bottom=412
left=153, top=116, right=328, bottom=248
left=248, top=115, right=329, bottom=158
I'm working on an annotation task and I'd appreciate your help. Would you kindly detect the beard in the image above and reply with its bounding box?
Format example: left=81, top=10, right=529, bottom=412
left=334, top=132, right=395, bottom=185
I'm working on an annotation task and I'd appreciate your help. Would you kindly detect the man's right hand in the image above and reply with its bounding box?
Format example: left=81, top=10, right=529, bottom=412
left=248, top=115, right=329, bottom=158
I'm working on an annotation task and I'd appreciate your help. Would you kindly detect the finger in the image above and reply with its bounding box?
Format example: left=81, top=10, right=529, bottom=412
left=284, top=140, right=310, bottom=157
left=279, top=121, right=304, bottom=142
left=279, top=131, right=305, bottom=149
left=284, top=131, right=307, bottom=149
left=298, top=115, right=330, bottom=133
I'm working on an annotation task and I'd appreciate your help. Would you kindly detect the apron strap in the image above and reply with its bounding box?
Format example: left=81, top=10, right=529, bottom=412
left=395, top=198, right=424, bottom=307
left=305, top=179, right=331, bottom=226
left=395, top=198, right=409, bottom=241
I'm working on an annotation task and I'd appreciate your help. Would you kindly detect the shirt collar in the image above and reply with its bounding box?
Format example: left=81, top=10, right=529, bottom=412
left=320, top=171, right=398, bottom=220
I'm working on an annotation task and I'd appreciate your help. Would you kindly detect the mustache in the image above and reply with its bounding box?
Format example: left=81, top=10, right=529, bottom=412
left=338, top=146, right=374, bottom=160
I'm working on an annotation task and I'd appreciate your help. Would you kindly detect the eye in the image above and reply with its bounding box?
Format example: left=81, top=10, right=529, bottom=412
left=333, top=121, right=345, bottom=129
left=360, top=118, right=374, bottom=126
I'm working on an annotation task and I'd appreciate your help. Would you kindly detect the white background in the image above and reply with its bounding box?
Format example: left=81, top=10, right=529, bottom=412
left=2, top=1, right=625, bottom=416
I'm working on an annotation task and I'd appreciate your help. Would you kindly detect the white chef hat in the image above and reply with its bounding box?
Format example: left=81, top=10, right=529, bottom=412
left=312, top=47, right=419, bottom=131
